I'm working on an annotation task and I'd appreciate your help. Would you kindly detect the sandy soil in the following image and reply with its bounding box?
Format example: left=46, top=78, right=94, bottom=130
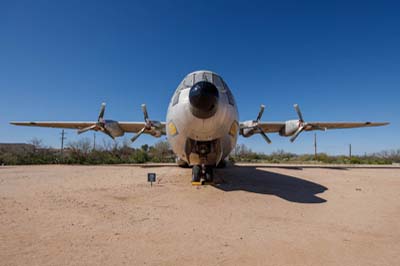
left=1, top=164, right=399, bottom=266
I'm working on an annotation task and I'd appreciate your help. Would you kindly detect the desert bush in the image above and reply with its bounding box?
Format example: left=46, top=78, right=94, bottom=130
left=1, top=139, right=398, bottom=165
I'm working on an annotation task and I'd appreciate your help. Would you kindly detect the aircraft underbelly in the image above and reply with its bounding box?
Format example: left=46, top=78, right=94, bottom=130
left=167, top=106, right=238, bottom=165
left=167, top=113, right=236, bottom=165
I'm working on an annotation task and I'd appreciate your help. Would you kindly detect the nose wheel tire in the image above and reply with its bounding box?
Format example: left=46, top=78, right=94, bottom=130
left=192, top=165, right=214, bottom=183
left=205, top=167, right=214, bottom=182
left=192, top=165, right=201, bottom=182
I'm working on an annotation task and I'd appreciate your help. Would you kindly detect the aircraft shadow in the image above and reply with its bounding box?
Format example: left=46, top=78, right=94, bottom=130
left=213, top=165, right=328, bottom=204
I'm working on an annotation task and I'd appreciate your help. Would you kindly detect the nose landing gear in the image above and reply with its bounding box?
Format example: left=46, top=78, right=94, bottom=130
left=192, top=164, right=214, bottom=185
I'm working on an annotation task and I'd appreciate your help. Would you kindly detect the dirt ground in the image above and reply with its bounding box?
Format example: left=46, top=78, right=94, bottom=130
left=1, top=164, right=399, bottom=266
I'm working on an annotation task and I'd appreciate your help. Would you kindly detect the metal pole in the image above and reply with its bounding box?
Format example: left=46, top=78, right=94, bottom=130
left=60, top=130, right=66, bottom=161
left=314, top=133, right=317, bottom=160
left=93, top=133, right=96, bottom=151
left=349, top=144, right=352, bottom=158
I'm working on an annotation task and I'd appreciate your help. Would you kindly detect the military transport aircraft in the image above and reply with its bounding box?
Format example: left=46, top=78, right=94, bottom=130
left=11, top=70, right=389, bottom=182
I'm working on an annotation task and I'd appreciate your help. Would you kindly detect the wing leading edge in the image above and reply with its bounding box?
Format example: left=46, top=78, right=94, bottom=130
left=10, top=120, right=166, bottom=142
left=9, top=121, right=166, bottom=133
left=257, top=121, right=389, bottom=133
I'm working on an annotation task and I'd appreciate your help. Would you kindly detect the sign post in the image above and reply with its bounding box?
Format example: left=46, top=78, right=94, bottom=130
left=147, top=173, right=156, bottom=187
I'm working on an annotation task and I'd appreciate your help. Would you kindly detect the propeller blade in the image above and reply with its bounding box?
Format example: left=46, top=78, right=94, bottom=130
left=98, top=102, right=106, bottom=121
left=290, top=126, right=305, bottom=142
left=131, top=127, right=146, bottom=143
left=293, top=104, right=304, bottom=122
left=256, top=104, right=265, bottom=122
left=259, top=129, right=272, bottom=144
left=141, top=104, right=149, bottom=123
left=77, top=124, right=97, bottom=134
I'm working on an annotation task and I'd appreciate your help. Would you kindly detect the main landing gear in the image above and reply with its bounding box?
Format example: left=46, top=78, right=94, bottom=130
left=192, top=164, right=214, bottom=185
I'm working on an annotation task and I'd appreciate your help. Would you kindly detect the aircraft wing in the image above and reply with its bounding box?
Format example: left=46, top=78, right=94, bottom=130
left=239, top=104, right=389, bottom=143
left=10, top=121, right=99, bottom=130
left=257, top=121, right=389, bottom=133
left=302, top=121, right=389, bottom=130
left=118, top=122, right=166, bottom=133
left=10, top=103, right=166, bottom=141
left=256, top=122, right=286, bottom=133
left=9, top=121, right=166, bottom=133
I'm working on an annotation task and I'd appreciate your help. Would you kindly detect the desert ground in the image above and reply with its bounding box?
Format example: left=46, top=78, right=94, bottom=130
left=1, top=164, right=399, bottom=266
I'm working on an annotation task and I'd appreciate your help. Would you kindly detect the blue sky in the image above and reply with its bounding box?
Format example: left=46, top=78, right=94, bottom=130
left=0, top=0, right=398, bottom=155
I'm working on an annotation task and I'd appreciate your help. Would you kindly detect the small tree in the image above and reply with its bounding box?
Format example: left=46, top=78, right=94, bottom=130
left=150, top=140, right=173, bottom=162
left=29, top=138, right=44, bottom=152
left=141, top=144, right=149, bottom=152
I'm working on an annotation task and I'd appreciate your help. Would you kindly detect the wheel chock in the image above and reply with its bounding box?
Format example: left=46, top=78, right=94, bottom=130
left=192, top=181, right=214, bottom=186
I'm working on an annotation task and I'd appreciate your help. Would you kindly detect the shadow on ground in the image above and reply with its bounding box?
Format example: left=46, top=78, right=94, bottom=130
left=214, top=165, right=328, bottom=204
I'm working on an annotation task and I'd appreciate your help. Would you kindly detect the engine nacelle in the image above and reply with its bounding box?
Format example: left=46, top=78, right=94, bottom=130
left=104, top=120, right=124, bottom=138
left=279, top=120, right=300, bottom=137
left=150, top=130, right=162, bottom=138
left=239, top=120, right=258, bottom=138
left=241, top=127, right=256, bottom=138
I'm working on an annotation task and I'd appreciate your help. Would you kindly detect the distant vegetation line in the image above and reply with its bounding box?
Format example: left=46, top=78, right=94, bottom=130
left=0, top=138, right=399, bottom=165
left=230, top=144, right=400, bottom=165
left=0, top=138, right=175, bottom=165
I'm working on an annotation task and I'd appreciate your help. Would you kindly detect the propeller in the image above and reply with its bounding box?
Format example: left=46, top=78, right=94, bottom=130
left=77, top=103, right=115, bottom=139
left=289, top=104, right=306, bottom=142
left=255, top=104, right=272, bottom=144
left=294, top=104, right=304, bottom=122
left=131, top=104, right=154, bottom=143
left=290, top=104, right=325, bottom=142
left=256, top=104, right=265, bottom=122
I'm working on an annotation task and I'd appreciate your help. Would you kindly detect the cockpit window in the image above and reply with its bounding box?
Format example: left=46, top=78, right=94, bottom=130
left=222, top=80, right=236, bottom=106
left=194, top=73, right=202, bottom=84
left=203, top=72, right=212, bottom=82
left=172, top=91, right=180, bottom=106
left=194, top=72, right=213, bottom=84
left=212, top=74, right=225, bottom=91
left=226, top=89, right=235, bottom=106
left=183, top=74, right=194, bottom=88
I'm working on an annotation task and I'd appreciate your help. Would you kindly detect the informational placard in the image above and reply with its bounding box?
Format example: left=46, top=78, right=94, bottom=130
left=148, top=173, right=156, bottom=186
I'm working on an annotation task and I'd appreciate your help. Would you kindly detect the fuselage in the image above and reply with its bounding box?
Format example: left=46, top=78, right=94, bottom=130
left=166, top=70, right=239, bottom=166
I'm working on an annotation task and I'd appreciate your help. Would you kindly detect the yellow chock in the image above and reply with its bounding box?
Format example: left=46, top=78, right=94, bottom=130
left=192, top=181, right=214, bottom=186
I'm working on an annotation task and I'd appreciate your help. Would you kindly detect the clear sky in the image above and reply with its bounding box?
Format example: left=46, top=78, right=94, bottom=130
left=0, top=0, right=398, bottom=155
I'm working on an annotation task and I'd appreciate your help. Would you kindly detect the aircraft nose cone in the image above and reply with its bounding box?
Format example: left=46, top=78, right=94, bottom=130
left=189, top=81, right=219, bottom=119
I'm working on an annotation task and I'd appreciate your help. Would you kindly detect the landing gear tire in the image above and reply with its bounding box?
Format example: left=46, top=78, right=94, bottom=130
left=205, top=167, right=214, bottom=183
left=192, top=165, right=201, bottom=182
